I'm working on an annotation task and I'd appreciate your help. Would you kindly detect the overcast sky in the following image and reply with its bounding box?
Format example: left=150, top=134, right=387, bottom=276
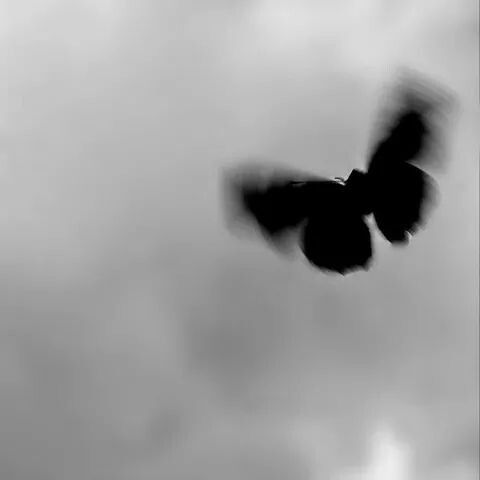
left=1, top=1, right=478, bottom=479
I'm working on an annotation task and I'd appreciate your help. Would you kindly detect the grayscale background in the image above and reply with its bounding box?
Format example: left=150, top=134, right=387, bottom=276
left=1, top=1, right=478, bottom=479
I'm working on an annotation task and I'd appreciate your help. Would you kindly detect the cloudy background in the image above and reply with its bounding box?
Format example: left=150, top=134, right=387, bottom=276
left=1, top=1, right=478, bottom=479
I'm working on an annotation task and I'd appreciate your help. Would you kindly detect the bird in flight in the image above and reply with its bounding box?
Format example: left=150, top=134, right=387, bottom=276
left=222, top=71, right=454, bottom=274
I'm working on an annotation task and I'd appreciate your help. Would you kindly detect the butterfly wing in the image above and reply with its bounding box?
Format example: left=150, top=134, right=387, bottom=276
left=222, top=162, right=330, bottom=244
left=299, top=184, right=373, bottom=274
left=223, top=162, right=373, bottom=273
left=301, top=209, right=372, bottom=275
left=366, top=72, right=450, bottom=243
left=369, top=162, right=437, bottom=244
left=367, top=69, right=454, bottom=171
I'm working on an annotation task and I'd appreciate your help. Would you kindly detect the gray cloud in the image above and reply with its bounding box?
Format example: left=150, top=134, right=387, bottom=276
left=1, top=0, right=477, bottom=479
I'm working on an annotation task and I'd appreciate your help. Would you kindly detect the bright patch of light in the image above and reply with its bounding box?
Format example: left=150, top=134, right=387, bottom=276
left=246, top=0, right=410, bottom=78
left=362, top=427, right=411, bottom=480
left=251, top=0, right=338, bottom=48
left=255, top=0, right=313, bottom=37
left=82, top=0, right=119, bottom=24
left=290, top=418, right=412, bottom=480
left=338, top=425, right=412, bottom=480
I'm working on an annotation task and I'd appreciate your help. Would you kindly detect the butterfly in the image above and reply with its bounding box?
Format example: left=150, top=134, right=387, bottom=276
left=222, top=72, right=454, bottom=274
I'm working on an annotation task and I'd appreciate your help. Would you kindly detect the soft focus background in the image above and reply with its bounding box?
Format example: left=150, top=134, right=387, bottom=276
left=1, top=1, right=478, bottom=479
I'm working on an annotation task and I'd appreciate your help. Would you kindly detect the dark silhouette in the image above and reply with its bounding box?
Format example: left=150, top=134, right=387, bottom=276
left=223, top=71, right=454, bottom=274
